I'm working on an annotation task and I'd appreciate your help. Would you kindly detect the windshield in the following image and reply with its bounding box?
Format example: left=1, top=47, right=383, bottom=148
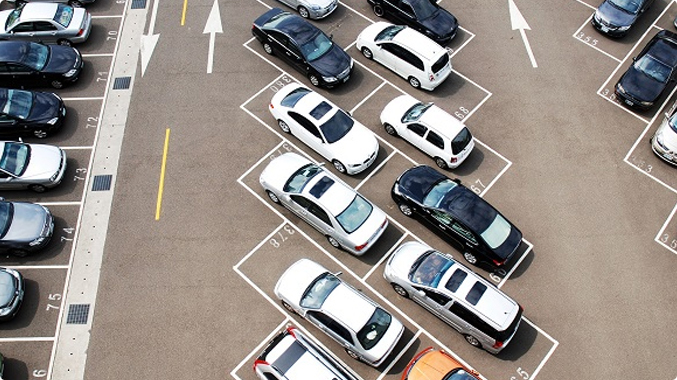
left=319, top=109, right=353, bottom=143
left=410, top=0, right=438, bottom=19
left=1, top=89, right=33, bottom=119
left=356, top=307, right=391, bottom=350
left=283, top=163, right=323, bottom=193
left=54, top=4, right=74, bottom=27
left=20, top=43, right=49, bottom=71
left=480, top=213, right=511, bottom=249
left=375, top=24, right=404, bottom=42
left=300, top=32, right=333, bottom=61
left=451, top=127, right=472, bottom=155
left=0, top=202, right=12, bottom=239
left=410, top=251, right=454, bottom=287
left=5, top=7, right=22, bottom=30
left=443, top=369, right=481, bottom=380
left=0, top=142, right=30, bottom=177
left=402, top=102, right=432, bottom=123
left=635, top=54, right=672, bottom=83
left=608, top=0, right=643, bottom=14
left=423, top=179, right=458, bottom=208
left=300, top=272, right=340, bottom=309
left=669, top=113, right=677, bottom=133
left=336, top=195, right=373, bottom=234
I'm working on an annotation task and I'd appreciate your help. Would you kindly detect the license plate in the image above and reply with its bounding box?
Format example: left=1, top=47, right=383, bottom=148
left=600, top=25, right=609, bottom=32
left=342, top=75, right=350, bottom=83
left=625, top=99, right=634, bottom=106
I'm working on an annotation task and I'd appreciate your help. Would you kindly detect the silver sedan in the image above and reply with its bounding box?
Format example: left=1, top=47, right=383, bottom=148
left=0, top=141, right=67, bottom=192
left=0, top=3, right=92, bottom=45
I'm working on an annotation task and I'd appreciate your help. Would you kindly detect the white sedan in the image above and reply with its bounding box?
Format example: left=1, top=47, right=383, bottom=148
left=259, top=152, right=388, bottom=256
left=651, top=100, right=677, bottom=166
left=269, top=83, right=379, bottom=175
left=275, top=258, right=405, bottom=367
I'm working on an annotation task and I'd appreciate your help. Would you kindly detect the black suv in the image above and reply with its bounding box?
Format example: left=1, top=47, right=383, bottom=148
left=367, top=0, right=458, bottom=45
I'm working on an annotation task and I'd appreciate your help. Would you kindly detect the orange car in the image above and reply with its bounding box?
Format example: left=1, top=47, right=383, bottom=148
left=402, top=347, right=481, bottom=380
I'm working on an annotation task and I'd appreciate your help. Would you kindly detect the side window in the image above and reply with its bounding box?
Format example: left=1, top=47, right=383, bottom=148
left=399, top=2, right=414, bottom=17
left=288, top=112, right=322, bottom=139
left=11, top=22, right=34, bottom=33
left=448, top=302, right=496, bottom=336
left=451, top=222, right=478, bottom=244
left=7, top=63, right=28, bottom=73
left=290, top=195, right=312, bottom=210
left=407, top=123, right=427, bottom=137
left=423, top=289, right=451, bottom=305
left=431, top=210, right=453, bottom=226
left=33, top=22, right=57, bottom=32
left=307, top=311, right=354, bottom=344
left=426, top=130, right=445, bottom=150
left=379, top=42, right=397, bottom=56
left=401, top=49, right=424, bottom=71
left=262, top=374, right=276, bottom=380
left=308, top=203, right=332, bottom=227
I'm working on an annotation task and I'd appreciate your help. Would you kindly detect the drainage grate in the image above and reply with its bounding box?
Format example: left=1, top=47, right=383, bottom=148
left=113, top=76, right=131, bottom=90
left=130, top=0, right=146, bottom=9
left=66, top=304, right=90, bottom=324
left=91, top=175, right=112, bottom=191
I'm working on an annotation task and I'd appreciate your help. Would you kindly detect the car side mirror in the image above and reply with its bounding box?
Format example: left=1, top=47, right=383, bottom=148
left=632, top=56, right=637, bottom=61
left=452, top=178, right=461, bottom=184
left=415, top=289, right=426, bottom=298
left=329, top=33, right=333, bottom=40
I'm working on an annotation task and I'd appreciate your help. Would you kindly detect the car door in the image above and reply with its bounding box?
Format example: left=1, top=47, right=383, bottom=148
left=305, top=310, right=357, bottom=351
left=287, top=111, right=331, bottom=160
left=387, top=0, right=415, bottom=26
left=287, top=194, right=334, bottom=235
left=376, top=42, right=403, bottom=76
left=0, top=170, right=23, bottom=190
left=410, top=287, right=464, bottom=330
left=401, top=122, right=429, bottom=152
left=423, top=129, right=447, bottom=161
left=0, top=114, right=20, bottom=136
left=31, top=21, right=61, bottom=43
left=8, top=62, right=42, bottom=86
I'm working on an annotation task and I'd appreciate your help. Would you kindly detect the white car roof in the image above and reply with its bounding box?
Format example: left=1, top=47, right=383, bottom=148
left=289, top=90, right=339, bottom=124
left=392, top=26, right=448, bottom=62
left=20, top=3, right=60, bottom=21
left=419, top=105, right=466, bottom=140
left=321, top=283, right=375, bottom=333
left=301, top=172, right=355, bottom=216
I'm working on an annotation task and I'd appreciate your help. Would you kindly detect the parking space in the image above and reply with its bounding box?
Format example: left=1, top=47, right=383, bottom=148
left=0, top=341, right=53, bottom=379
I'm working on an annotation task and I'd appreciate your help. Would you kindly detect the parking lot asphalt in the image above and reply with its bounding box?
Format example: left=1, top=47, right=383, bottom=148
left=2, top=0, right=676, bottom=379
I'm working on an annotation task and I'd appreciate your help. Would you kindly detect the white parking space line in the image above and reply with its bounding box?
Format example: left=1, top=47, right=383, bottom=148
left=497, top=238, right=533, bottom=288
left=375, top=331, right=420, bottom=380
left=654, top=202, right=677, bottom=255
left=522, top=317, right=559, bottom=380
left=91, top=15, right=124, bottom=19
left=354, top=150, right=399, bottom=191
left=574, top=0, right=596, bottom=11
left=339, top=0, right=378, bottom=24
left=361, top=232, right=409, bottom=281
left=5, top=265, right=70, bottom=270
left=349, top=81, right=387, bottom=115
left=60, top=146, right=94, bottom=150
left=571, top=15, right=623, bottom=63
left=82, top=53, right=115, bottom=58
left=230, top=319, right=291, bottom=380
left=448, top=26, right=475, bottom=60
left=37, top=201, right=82, bottom=207
left=0, top=337, right=55, bottom=343
left=61, top=97, right=105, bottom=101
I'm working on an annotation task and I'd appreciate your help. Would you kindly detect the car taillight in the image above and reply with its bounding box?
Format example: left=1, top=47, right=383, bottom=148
left=493, top=258, right=506, bottom=266
left=381, top=219, right=387, bottom=228
left=450, top=157, right=457, bottom=163
left=77, top=28, right=84, bottom=36
left=253, top=359, right=268, bottom=371
left=429, top=74, right=435, bottom=81
left=286, top=326, right=297, bottom=337
left=492, top=340, right=504, bottom=349
left=355, top=242, right=368, bottom=251
left=269, top=103, right=274, bottom=109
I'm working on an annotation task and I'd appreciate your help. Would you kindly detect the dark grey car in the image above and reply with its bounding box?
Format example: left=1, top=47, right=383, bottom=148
left=0, top=198, right=53, bottom=256
left=0, top=267, right=24, bottom=321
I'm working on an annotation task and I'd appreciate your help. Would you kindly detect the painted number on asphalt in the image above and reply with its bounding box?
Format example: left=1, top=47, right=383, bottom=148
left=270, top=224, right=295, bottom=248
left=454, top=106, right=469, bottom=120
left=46, top=293, right=61, bottom=311
left=85, top=116, right=98, bottom=129
left=33, top=370, right=47, bottom=378
left=269, top=142, right=293, bottom=161
left=629, top=155, right=652, bottom=173
left=510, top=367, right=530, bottom=380
left=470, top=178, right=486, bottom=195
left=270, top=75, right=293, bottom=93
left=660, top=233, right=677, bottom=249
left=576, top=32, right=598, bottom=46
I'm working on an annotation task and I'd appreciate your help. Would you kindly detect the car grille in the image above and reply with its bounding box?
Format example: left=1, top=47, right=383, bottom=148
left=338, top=66, right=351, bottom=80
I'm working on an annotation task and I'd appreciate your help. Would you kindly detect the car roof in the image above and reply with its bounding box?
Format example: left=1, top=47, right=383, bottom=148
left=259, top=9, right=320, bottom=45
left=409, top=349, right=467, bottom=380
left=0, top=41, right=38, bottom=63
left=646, top=31, right=677, bottom=67
left=285, top=87, right=340, bottom=123
left=302, top=172, right=355, bottom=216
left=321, top=283, right=375, bottom=333
left=392, top=27, right=447, bottom=61
left=263, top=332, right=339, bottom=380
left=419, top=105, right=466, bottom=139
left=19, top=3, right=60, bottom=21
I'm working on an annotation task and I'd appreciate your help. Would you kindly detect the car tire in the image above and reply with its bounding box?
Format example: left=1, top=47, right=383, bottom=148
left=361, top=47, right=373, bottom=60
left=332, top=159, right=346, bottom=174
left=50, top=80, right=64, bottom=89
left=33, top=129, right=48, bottom=139
left=308, top=74, right=321, bottom=87
left=29, top=184, right=47, bottom=193
left=408, top=76, right=421, bottom=89
left=263, top=42, right=274, bottom=55
left=398, top=203, right=413, bottom=217
left=384, top=123, right=397, bottom=136
left=463, top=252, right=478, bottom=265
left=327, top=235, right=342, bottom=249
left=372, top=4, right=384, bottom=17
left=298, top=6, right=310, bottom=18
left=266, top=190, right=280, bottom=204
left=345, top=349, right=360, bottom=360
left=392, top=283, right=409, bottom=298
left=281, top=301, right=297, bottom=314
left=464, top=334, right=482, bottom=348
left=277, top=120, right=291, bottom=133
left=434, top=157, right=448, bottom=170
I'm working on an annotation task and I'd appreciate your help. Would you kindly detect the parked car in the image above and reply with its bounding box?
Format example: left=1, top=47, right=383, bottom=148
left=592, top=0, right=653, bottom=37
left=260, top=152, right=388, bottom=255
left=270, top=83, right=379, bottom=175
left=253, top=325, right=359, bottom=380
left=0, top=40, right=84, bottom=89
left=252, top=8, right=353, bottom=88
left=0, top=3, right=92, bottom=46
left=0, top=88, right=67, bottom=139
left=367, top=0, right=458, bottom=45
left=615, top=30, right=677, bottom=110
left=275, top=258, right=405, bottom=367
left=650, top=99, right=677, bottom=165
left=356, top=22, right=452, bottom=90
left=0, top=198, right=54, bottom=256
left=380, top=94, right=474, bottom=169
left=391, top=165, right=523, bottom=268
left=0, top=267, right=24, bottom=321
left=0, top=141, right=67, bottom=192
left=273, top=0, right=338, bottom=19
left=384, top=241, right=523, bottom=354
left=402, top=347, right=480, bottom=380
left=9, top=0, right=94, bottom=6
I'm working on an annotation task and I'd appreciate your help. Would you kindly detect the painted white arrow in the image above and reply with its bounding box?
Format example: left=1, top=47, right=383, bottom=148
left=508, top=0, right=537, bottom=68
left=203, top=0, right=223, bottom=74
left=140, top=0, right=160, bottom=76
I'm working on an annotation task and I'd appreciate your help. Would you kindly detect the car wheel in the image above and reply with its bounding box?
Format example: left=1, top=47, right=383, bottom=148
left=57, top=39, right=72, bottom=47
left=384, top=123, right=397, bottom=136
left=361, top=47, right=373, bottom=60
left=464, top=334, right=482, bottom=348
left=372, top=4, right=384, bottom=17
left=281, top=301, right=297, bottom=314
left=408, top=76, right=421, bottom=89
left=392, top=283, right=409, bottom=298
left=463, top=252, right=478, bottom=265
left=434, top=157, right=448, bottom=169
left=33, top=129, right=48, bottom=139
left=266, top=190, right=280, bottom=204
left=277, top=120, right=291, bottom=133
left=263, top=42, right=274, bottom=55
left=398, top=203, right=413, bottom=217
left=29, top=184, right=47, bottom=193
left=345, top=349, right=360, bottom=360
left=332, top=159, right=346, bottom=174
left=308, top=74, right=321, bottom=87
left=326, top=235, right=341, bottom=249
left=298, top=6, right=310, bottom=18
left=51, top=80, right=64, bottom=89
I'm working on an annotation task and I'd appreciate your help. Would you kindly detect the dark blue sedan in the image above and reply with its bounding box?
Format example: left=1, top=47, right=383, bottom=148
left=367, top=0, right=458, bottom=45
left=592, top=0, right=653, bottom=37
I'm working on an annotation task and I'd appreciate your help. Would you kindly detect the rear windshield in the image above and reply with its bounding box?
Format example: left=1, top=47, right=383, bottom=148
left=356, top=307, right=391, bottom=350
left=431, top=54, right=449, bottom=74
left=54, top=4, right=74, bottom=27
left=280, top=87, right=311, bottom=108
left=451, top=127, right=472, bottom=155
left=375, top=25, right=404, bottom=42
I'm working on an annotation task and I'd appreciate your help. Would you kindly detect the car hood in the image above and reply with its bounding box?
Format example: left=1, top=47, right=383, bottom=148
left=420, top=8, right=457, bottom=40
left=596, top=1, right=637, bottom=27
left=4, top=202, right=48, bottom=242
left=380, top=94, right=418, bottom=125
left=43, top=45, right=78, bottom=74
left=311, top=44, right=351, bottom=78
left=274, top=258, right=328, bottom=307
left=395, top=165, right=446, bottom=203
left=22, top=144, right=63, bottom=181
left=28, top=92, right=62, bottom=122
left=656, top=117, right=677, bottom=152
left=0, top=271, right=16, bottom=307
left=619, top=67, right=665, bottom=103
left=329, top=123, right=379, bottom=166
left=259, top=152, right=313, bottom=193
left=387, top=241, right=429, bottom=281
left=0, top=12, right=10, bottom=34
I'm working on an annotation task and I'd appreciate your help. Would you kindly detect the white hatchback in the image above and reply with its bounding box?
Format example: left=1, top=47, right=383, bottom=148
left=270, top=83, right=379, bottom=175
left=380, top=94, right=474, bottom=169
left=356, top=22, right=452, bottom=90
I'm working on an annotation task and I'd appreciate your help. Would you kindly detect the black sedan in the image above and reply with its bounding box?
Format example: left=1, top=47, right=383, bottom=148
left=0, top=40, right=83, bottom=89
left=592, top=0, right=653, bottom=37
left=0, top=88, right=66, bottom=139
left=368, top=0, right=458, bottom=45
left=252, top=8, right=353, bottom=88
left=615, top=30, right=677, bottom=110
left=391, top=165, right=522, bottom=268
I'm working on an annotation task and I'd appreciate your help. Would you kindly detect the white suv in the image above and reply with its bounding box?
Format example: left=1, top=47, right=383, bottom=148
left=380, top=94, right=474, bottom=169
left=356, top=22, right=452, bottom=90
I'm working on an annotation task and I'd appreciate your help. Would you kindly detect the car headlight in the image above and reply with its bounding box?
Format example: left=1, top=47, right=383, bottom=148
left=640, top=100, right=653, bottom=107
left=616, top=83, right=625, bottom=94
left=47, top=117, right=59, bottom=125
left=29, top=236, right=46, bottom=246
left=0, top=306, right=11, bottom=317
left=617, top=25, right=631, bottom=31
left=322, top=76, right=338, bottom=83
left=50, top=171, right=60, bottom=182
left=311, top=4, right=321, bottom=9
left=63, top=68, right=78, bottom=78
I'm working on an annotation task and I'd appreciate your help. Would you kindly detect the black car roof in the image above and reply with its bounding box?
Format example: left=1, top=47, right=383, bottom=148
left=256, top=8, right=320, bottom=45
left=0, top=41, right=38, bottom=63
left=647, top=31, right=677, bottom=67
